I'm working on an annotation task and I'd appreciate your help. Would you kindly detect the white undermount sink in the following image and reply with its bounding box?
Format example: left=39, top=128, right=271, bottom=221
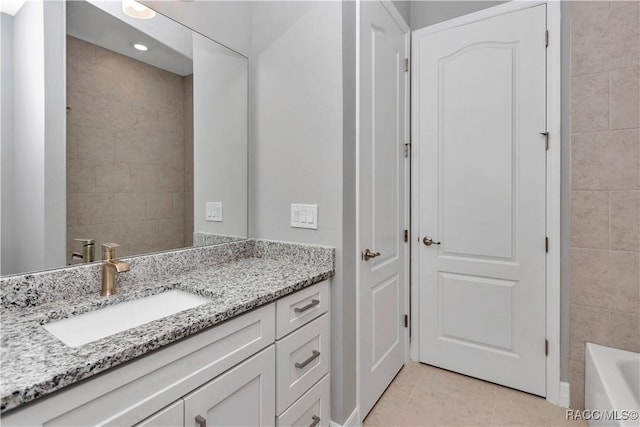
left=44, top=290, right=210, bottom=347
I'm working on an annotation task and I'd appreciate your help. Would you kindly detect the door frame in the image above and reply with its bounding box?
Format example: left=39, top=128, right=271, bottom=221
left=410, top=0, right=562, bottom=405
left=355, top=0, right=411, bottom=424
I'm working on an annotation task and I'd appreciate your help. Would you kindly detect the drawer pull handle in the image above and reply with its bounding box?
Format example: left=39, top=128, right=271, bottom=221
left=195, top=415, right=207, bottom=427
left=310, top=415, right=321, bottom=427
left=295, top=350, right=321, bottom=369
left=294, top=299, right=320, bottom=314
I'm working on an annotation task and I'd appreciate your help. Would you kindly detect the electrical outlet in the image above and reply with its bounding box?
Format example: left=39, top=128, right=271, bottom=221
left=291, top=204, right=318, bottom=229
left=206, top=202, right=223, bottom=222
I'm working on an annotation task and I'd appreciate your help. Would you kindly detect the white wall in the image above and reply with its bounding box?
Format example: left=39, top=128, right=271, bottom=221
left=43, top=0, right=66, bottom=272
left=10, top=1, right=45, bottom=275
left=142, top=0, right=251, bottom=57
left=0, top=13, right=14, bottom=274
left=409, top=0, right=507, bottom=29
left=559, top=0, right=571, bottom=384
left=1, top=0, right=65, bottom=275
left=249, top=1, right=355, bottom=423
left=392, top=0, right=410, bottom=24
left=193, top=34, right=248, bottom=238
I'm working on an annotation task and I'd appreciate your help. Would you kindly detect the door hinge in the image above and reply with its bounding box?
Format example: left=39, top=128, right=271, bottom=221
left=404, top=142, right=411, bottom=158
left=404, top=314, right=409, bottom=328
left=545, top=30, right=549, bottom=47
left=545, top=339, right=549, bottom=356
left=404, top=57, right=409, bottom=72
left=404, top=229, right=408, bottom=242
left=540, top=132, right=549, bottom=150
left=545, top=237, right=549, bottom=253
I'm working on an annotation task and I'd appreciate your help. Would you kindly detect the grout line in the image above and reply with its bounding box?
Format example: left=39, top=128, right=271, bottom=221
left=569, top=246, right=640, bottom=254
left=609, top=70, right=613, bottom=131
left=570, top=303, right=639, bottom=321
left=608, top=190, right=612, bottom=251
left=570, top=128, right=639, bottom=137
left=406, top=373, right=420, bottom=403
left=489, top=385, right=498, bottom=427
left=571, top=70, right=612, bottom=79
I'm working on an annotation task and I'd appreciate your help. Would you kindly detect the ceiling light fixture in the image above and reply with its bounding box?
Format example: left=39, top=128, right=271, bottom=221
left=133, top=43, right=149, bottom=52
left=122, top=0, right=156, bottom=20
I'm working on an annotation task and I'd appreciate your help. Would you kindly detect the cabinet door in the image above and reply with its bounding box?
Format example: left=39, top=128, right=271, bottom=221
left=135, top=400, right=184, bottom=427
left=184, top=346, right=275, bottom=427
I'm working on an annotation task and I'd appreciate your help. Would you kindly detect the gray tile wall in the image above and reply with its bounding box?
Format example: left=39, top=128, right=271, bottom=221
left=66, top=36, right=192, bottom=260
left=569, top=1, right=639, bottom=409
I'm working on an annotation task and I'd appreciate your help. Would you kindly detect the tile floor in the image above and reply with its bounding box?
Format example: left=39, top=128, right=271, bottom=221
left=363, top=362, right=587, bottom=427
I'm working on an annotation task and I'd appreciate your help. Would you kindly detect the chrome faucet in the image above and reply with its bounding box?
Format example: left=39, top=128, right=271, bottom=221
left=101, top=243, right=130, bottom=296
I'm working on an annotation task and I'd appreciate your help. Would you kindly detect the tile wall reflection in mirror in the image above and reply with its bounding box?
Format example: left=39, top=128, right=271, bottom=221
left=0, top=0, right=248, bottom=276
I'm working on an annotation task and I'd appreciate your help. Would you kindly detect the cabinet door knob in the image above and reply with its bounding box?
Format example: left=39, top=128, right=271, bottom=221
left=310, top=415, right=321, bottom=427
left=195, top=415, right=207, bottom=427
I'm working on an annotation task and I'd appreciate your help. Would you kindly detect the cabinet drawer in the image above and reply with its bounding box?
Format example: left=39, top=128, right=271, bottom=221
left=276, top=314, right=329, bottom=414
left=134, top=400, right=183, bottom=427
left=276, top=280, right=329, bottom=339
left=277, top=375, right=330, bottom=427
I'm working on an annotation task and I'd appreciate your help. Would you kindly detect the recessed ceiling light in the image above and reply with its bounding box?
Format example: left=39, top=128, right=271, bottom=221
left=133, top=43, right=149, bottom=52
left=122, top=0, right=156, bottom=20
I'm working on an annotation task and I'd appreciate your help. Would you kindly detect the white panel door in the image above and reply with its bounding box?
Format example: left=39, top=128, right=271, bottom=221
left=183, top=347, right=275, bottom=427
left=415, top=5, right=547, bottom=395
left=359, top=0, right=408, bottom=418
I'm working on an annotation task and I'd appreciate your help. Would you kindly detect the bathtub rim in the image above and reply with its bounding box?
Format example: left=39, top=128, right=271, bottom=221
left=585, top=342, right=640, bottom=422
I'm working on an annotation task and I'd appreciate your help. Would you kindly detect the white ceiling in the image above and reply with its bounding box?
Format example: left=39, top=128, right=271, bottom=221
left=66, top=0, right=193, bottom=76
left=0, top=0, right=27, bottom=16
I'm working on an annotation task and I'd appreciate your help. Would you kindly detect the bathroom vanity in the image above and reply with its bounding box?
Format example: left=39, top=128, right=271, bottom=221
left=0, top=240, right=334, bottom=427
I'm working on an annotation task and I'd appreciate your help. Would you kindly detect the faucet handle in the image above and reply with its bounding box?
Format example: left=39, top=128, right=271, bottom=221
left=74, top=238, right=95, bottom=246
left=102, top=243, right=121, bottom=261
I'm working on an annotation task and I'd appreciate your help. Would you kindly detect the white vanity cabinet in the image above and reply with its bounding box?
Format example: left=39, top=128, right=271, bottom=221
left=2, top=280, right=330, bottom=427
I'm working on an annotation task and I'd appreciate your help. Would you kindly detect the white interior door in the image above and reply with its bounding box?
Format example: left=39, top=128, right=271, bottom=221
left=359, top=0, right=408, bottom=418
left=415, top=5, right=547, bottom=396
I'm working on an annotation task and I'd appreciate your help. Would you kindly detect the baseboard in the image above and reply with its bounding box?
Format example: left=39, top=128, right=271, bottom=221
left=330, top=407, right=360, bottom=427
left=558, top=381, right=570, bottom=408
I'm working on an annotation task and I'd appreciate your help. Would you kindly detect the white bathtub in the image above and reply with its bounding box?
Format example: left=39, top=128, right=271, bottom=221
left=585, top=343, right=640, bottom=427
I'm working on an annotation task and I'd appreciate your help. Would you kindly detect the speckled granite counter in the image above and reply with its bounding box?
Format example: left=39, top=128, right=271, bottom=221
left=0, top=240, right=334, bottom=413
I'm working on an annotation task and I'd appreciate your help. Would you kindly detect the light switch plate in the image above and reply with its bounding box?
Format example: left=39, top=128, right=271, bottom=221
left=291, top=204, right=318, bottom=229
left=206, top=202, right=223, bottom=222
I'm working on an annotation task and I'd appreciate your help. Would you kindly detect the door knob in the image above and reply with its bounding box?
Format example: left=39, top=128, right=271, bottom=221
left=362, top=249, right=381, bottom=261
left=423, top=236, right=441, bottom=246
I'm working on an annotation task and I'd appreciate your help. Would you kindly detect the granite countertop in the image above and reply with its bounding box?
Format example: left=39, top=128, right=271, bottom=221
left=0, top=242, right=334, bottom=413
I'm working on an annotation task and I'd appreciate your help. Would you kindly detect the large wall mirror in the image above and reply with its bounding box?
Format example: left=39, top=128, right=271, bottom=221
left=0, top=0, right=248, bottom=276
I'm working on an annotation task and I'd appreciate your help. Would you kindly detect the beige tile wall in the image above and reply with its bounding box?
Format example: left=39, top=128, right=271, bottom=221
left=570, top=1, right=640, bottom=410
left=67, top=36, right=193, bottom=260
